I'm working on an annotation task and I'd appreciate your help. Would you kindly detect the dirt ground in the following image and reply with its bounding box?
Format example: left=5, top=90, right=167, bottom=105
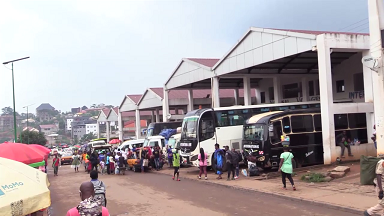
left=48, top=164, right=360, bottom=216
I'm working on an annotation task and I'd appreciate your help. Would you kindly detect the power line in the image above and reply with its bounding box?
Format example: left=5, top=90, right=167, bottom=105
left=338, top=18, right=368, bottom=31
left=344, top=21, right=369, bottom=32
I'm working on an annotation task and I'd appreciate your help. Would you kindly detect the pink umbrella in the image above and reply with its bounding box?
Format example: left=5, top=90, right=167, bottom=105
left=29, top=144, right=51, bottom=155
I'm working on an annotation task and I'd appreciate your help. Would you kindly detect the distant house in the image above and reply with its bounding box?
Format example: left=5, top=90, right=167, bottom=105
left=39, top=124, right=59, bottom=135
left=71, top=107, right=81, bottom=114
left=0, top=115, right=15, bottom=131
left=23, top=126, right=39, bottom=133
left=36, top=103, right=55, bottom=122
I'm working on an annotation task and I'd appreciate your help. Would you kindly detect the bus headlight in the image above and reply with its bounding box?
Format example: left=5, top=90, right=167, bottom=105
left=190, top=155, right=198, bottom=161
left=258, top=156, right=265, bottom=161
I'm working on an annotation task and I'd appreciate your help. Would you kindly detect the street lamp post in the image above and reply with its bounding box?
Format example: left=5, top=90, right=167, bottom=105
left=3, top=57, right=30, bottom=142
left=23, top=103, right=34, bottom=144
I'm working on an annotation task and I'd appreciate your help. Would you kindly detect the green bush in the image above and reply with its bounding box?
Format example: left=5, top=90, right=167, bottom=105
left=300, top=173, right=326, bottom=182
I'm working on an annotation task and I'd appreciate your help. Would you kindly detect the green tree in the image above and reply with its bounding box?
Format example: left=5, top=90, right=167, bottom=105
left=80, top=132, right=97, bottom=143
left=58, top=121, right=65, bottom=130
left=17, top=131, right=47, bottom=146
left=1, top=106, right=19, bottom=116
left=74, top=137, right=79, bottom=145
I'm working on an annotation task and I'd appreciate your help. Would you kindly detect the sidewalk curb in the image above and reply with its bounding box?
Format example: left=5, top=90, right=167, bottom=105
left=153, top=171, right=362, bottom=215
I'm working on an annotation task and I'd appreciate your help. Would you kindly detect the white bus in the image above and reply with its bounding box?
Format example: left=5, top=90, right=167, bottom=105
left=179, top=101, right=320, bottom=169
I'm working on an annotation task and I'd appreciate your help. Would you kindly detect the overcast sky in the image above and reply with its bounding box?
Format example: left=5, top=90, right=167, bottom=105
left=0, top=0, right=368, bottom=113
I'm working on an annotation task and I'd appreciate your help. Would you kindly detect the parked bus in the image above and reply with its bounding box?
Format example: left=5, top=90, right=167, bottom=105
left=242, top=109, right=368, bottom=169
left=145, top=122, right=182, bottom=138
left=179, top=101, right=321, bottom=169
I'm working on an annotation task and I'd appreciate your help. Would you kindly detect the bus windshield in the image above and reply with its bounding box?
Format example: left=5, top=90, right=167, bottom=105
left=244, top=124, right=265, bottom=141
left=168, top=138, right=177, bottom=148
left=181, top=116, right=198, bottom=139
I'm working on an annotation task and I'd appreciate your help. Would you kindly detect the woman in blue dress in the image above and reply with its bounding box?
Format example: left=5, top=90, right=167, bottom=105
left=214, top=143, right=224, bottom=179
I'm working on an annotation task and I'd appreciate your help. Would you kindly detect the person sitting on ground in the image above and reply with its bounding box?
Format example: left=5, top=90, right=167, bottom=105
left=335, top=130, right=353, bottom=158
left=90, top=170, right=107, bottom=207
left=66, top=181, right=109, bottom=216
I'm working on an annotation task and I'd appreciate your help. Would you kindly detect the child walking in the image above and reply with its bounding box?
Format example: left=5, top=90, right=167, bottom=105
left=278, top=146, right=296, bottom=190
left=172, top=148, right=180, bottom=181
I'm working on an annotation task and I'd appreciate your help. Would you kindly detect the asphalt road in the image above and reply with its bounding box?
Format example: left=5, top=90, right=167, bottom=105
left=49, top=165, right=359, bottom=216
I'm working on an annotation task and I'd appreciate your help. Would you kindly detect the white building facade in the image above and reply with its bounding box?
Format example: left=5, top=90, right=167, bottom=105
left=86, top=123, right=98, bottom=135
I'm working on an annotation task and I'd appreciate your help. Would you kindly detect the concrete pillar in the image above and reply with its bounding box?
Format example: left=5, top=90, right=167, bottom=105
left=155, top=109, right=160, bottom=122
left=273, top=77, right=282, bottom=103
left=363, top=50, right=375, bottom=143
left=151, top=110, right=155, bottom=123
left=301, top=77, right=308, bottom=102
left=135, top=108, right=141, bottom=139
left=243, top=77, right=251, bottom=106
left=106, top=121, right=110, bottom=142
left=317, top=35, right=335, bottom=165
left=187, top=89, right=194, bottom=112
left=118, top=111, right=123, bottom=141
left=162, top=89, right=170, bottom=122
left=97, top=121, right=100, bottom=138
left=212, top=76, right=220, bottom=108
left=255, top=89, right=260, bottom=104
left=234, top=88, right=239, bottom=105
left=368, top=0, right=384, bottom=156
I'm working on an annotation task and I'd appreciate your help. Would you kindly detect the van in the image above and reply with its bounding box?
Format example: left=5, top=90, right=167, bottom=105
left=119, top=139, right=145, bottom=150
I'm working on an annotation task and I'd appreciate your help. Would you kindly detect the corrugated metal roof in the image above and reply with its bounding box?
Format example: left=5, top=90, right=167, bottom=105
left=186, top=58, right=220, bottom=67
left=150, top=87, right=255, bottom=99
left=124, top=120, right=147, bottom=128
left=36, top=103, right=55, bottom=111
left=127, top=94, right=142, bottom=104
left=121, top=109, right=176, bottom=117
left=101, top=109, right=109, bottom=116
left=40, top=124, right=57, bottom=129
left=272, top=28, right=369, bottom=36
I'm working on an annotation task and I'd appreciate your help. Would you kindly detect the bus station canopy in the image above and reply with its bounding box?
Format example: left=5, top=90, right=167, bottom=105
left=164, top=27, right=369, bottom=90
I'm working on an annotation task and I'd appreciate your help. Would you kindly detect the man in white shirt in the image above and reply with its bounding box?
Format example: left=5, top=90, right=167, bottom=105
left=365, top=158, right=384, bottom=215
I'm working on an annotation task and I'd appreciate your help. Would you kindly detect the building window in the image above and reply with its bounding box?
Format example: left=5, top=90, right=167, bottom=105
left=260, top=92, right=265, bottom=103
left=268, top=87, right=274, bottom=101
left=282, top=83, right=300, bottom=99
left=336, top=80, right=345, bottom=93
left=354, top=73, right=364, bottom=91
left=315, top=79, right=320, bottom=95
left=308, top=81, right=314, bottom=96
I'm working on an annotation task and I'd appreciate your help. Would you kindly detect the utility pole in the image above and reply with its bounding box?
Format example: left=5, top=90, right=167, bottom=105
left=23, top=104, right=34, bottom=144
left=3, top=57, right=29, bottom=142
left=368, top=0, right=384, bottom=156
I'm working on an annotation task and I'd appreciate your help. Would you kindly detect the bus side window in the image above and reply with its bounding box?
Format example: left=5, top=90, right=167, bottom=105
left=282, top=117, right=291, bottom=134
left=291, top=115, right=314, bottom=133
left=314, top=114, right=322, bottom=131
left=270, top=121, right=282, bottom=144
left=216, top=111, right=228, bottom=127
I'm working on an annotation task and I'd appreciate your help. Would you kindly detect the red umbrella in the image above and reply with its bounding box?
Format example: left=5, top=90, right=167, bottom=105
left=109, top=139, right=121, bottom=144
left=0, top=142, right=45, bottom=164
left=29, top=144, right=51, bottom=155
